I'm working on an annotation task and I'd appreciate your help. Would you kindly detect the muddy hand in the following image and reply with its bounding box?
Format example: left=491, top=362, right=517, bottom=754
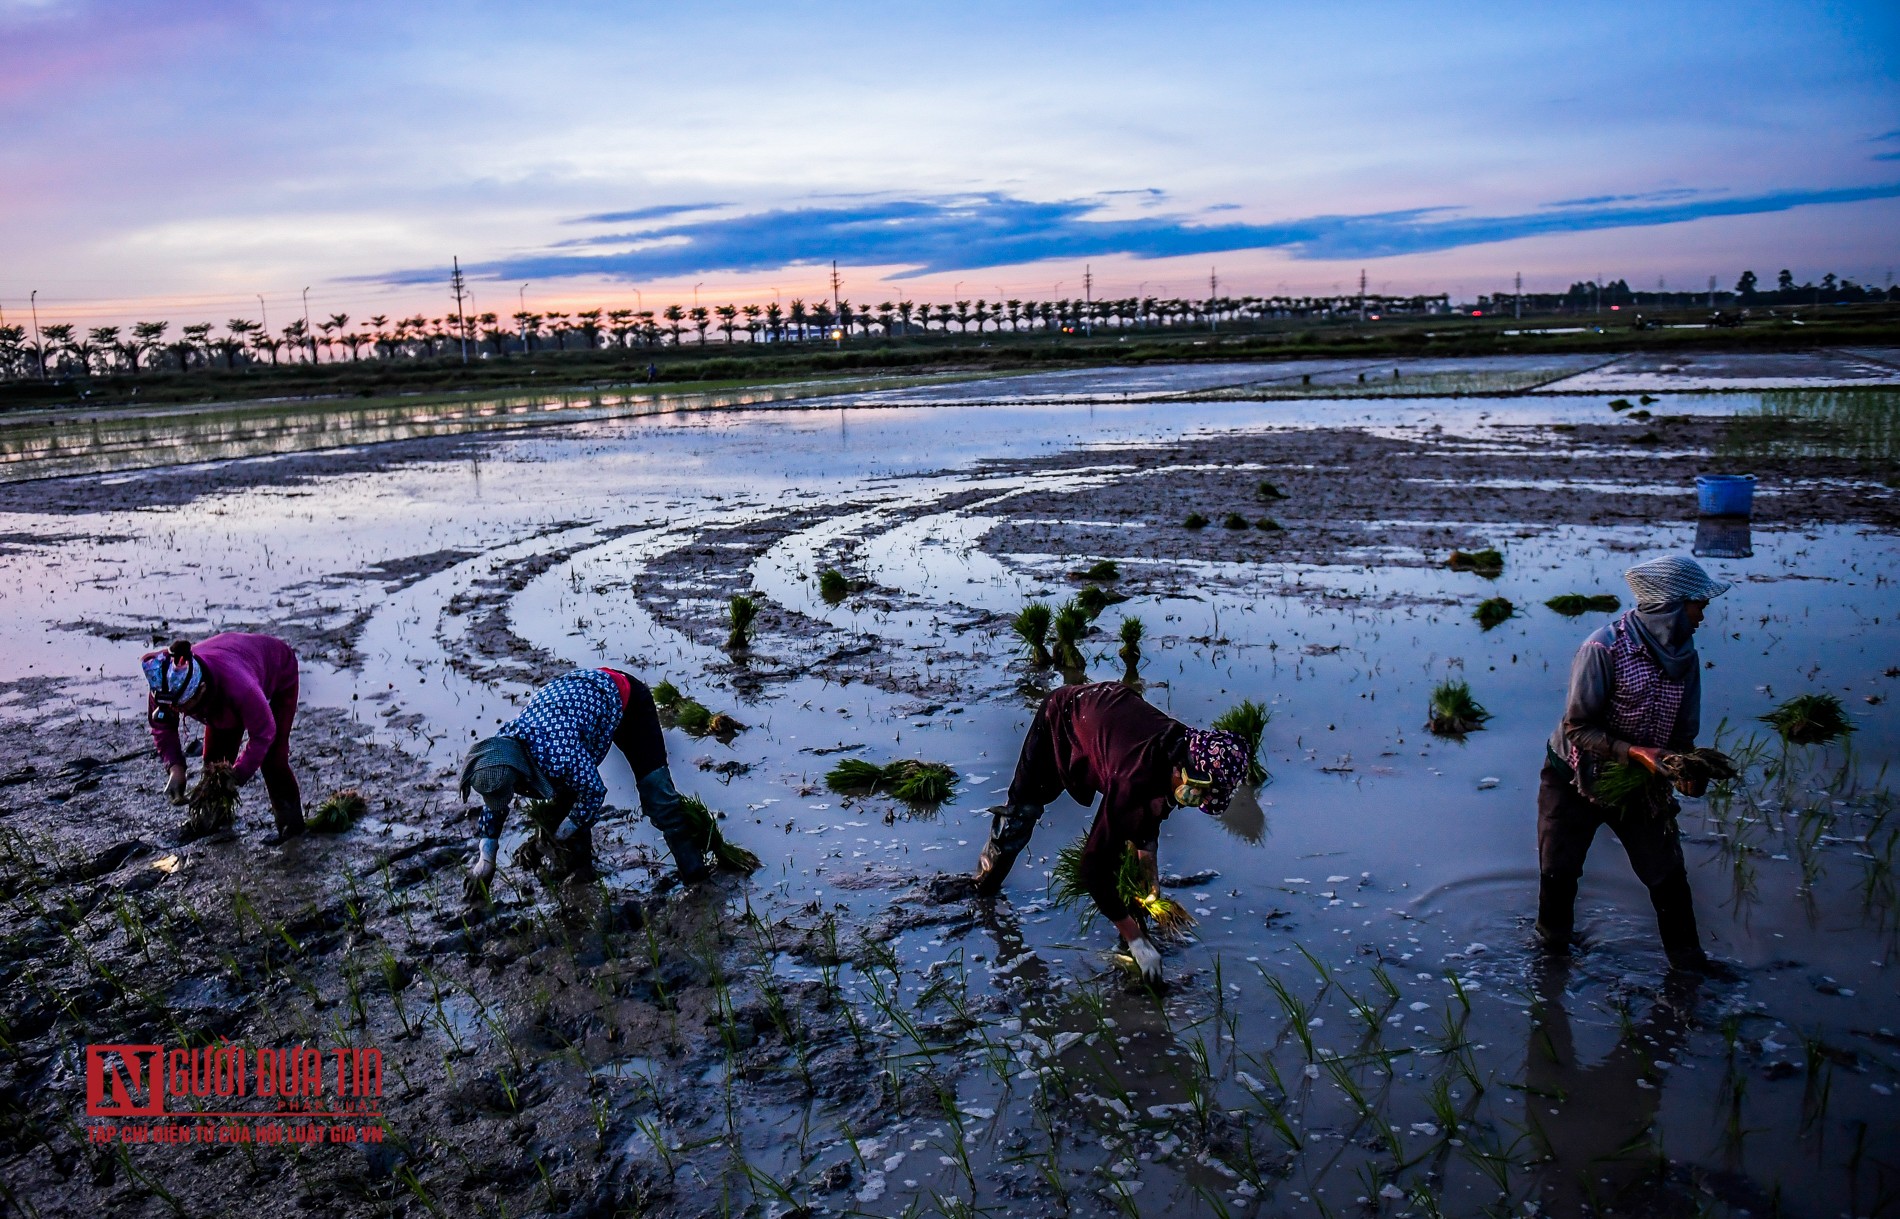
left=1628, top=746, right=1669, bottom=774
left=166, top=765, right=188, bottom=806
left=1127, top=935, right=1163, bottom=985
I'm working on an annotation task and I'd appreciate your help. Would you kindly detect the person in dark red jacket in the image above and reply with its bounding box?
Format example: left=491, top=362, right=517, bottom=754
left=972, top=682, right=1250, bottom=983
left=143, top=634, right=304, bottom=841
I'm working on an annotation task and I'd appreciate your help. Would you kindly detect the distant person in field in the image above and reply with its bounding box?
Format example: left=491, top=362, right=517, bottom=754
left=970, top=682, right=1249, bottom=985
left=143, top=634, right=304, bottom=842
left=459, top=667, right=730, bottom=889
left=1538, top=554, right=1734, bottom=976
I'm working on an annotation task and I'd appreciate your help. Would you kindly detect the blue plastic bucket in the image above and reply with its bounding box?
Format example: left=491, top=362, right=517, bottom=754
left=1695, top=474, right=1755, bottom=517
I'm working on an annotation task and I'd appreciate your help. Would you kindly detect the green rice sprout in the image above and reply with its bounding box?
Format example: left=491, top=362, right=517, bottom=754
left=1049, top=835, right=1196, bottom=940
left=1222, top=512, right=1250, bottom=530
left=1255, top=480, right=1288, bottom=501
left=1591, top=760, right=1666, bottom=815
left=1073, top=584, right=1126, bottom=619
left=309, top=788, right=367, bottom=833
left=1212, top=699, right=1271, bottom=786
left=1544, top=593, right=1621, bottom=616
left=817, top=567, right=851, bottom=605
left=664, top=697, right=743, bottom=738
left=1117, top=616, right=1145, bottom=663
left=1446, top=548, right=1504, bottom=575
left=1255, top=517, right=1283, bottom=531
left=1609, top=397, right=1634, bottom=411
left=1759, top=693, right=1855, bottom=745
left=1183, top=512, right=1209, bottom=530
left=1474, top=596, right=1516, bottom=630
left=185, top=762, right=239, bottom=832
left=651, top=680, right=681, bottom=708
left=1427, top=680, right=1491, bottom=736
left=677, top=793, right=761, bottom=874
left=823, top=758, right=958, bottom=805
left=1012, top=602, right=1053, bottom=668
left=1071, top=559, right=1120, bottom=581
left=726, top=593, right=758, bottom=652
left=1052, top=599, right=1091, bottom=670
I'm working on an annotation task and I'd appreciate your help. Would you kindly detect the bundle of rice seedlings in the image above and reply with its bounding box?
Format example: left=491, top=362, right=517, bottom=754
left=309, top=788, right=367, bottom=833
left=1427, top=681, right=1491, bottom=736
left=1658, top=747, right=1741, bottom=789
left=1212, top=699, right=1271, bottom=785
left=817, top=567, right=851, bottom=605
left=1070, top=559, right=1120, bottom=581
left=1255, top=517, right=1283, bottom=531
left=1474, top=597, right=1516, bottom=630
left=1758, top=693, right=1855, bottom=745
left=1049, top=836, right=1196, bottom=940
left=1183, top=512, right=1209, bottom=530
left=726, top=593, right=758, bottom=652
left=1544, top=593, right=1622, bottom=616
left=677, top=794, right=762, bottom=873
left=672, top=699, right=713, bottom=734
left=1222, top=512, right=1250, bottom=530
left=1639, top=394, right=1658, bottom=405
left=1591, top=760, right=1669, bottom=816
left=1012, top=602, right=1053, bottom=668
left=1609, top=398, right=1634, bottom=412
left=1255, top=480, right=1288, bottom=501
left=186, top=761, right=240, bottom=832
left=652, top=681, right=682, bottom=708
left=1117, top=616, right=1145, bottom=664
left=824, top=758, right=959, bottom=805
left=1447, top=548, right=1504, bottom=574
left=1073, top=584, right=1127, bottom=619
left=1052, top=599, right=1091, bottom=670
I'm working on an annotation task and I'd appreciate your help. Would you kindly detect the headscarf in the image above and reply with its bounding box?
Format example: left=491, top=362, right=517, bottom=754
left=142, top=644, right=205, bottom=705
left=459, top=735, right=553, bottom=804
left=1621, top=554, right=1730, bottom=682
left=1182, top=728, right=1250, bottom=816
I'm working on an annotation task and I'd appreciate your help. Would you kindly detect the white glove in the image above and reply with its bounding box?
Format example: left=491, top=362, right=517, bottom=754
left=469, top=837, right=499, bottom=884
left=1127, top=935, right=1163, bottom=985
left=555, top=817, right=582, bottom=842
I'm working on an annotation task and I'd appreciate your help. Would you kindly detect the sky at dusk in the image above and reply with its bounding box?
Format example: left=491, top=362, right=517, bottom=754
left=2, top=0, right=1896, bottom=329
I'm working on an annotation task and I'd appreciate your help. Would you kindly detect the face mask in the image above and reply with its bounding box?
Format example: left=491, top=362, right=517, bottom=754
left=1173, top=772, right=1212, bottom=808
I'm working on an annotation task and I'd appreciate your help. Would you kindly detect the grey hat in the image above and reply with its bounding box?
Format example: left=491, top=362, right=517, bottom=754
left=1623, top=554, right=1732, bottom=608
left=459, top=735, right=553, bottom=803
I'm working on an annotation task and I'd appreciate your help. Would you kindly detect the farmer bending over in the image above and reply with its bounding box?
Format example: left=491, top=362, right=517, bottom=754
left=1539, top=554, right=1733, bottom=975
left=461, top=667, right=713, bottom=887
left=972, top=682, right=1249, bottom=984
left=143, top=634, right=304, bottom=841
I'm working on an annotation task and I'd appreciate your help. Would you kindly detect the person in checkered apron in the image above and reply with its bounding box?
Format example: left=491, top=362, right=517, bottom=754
left=1538, top=555, right=1734, bottom=975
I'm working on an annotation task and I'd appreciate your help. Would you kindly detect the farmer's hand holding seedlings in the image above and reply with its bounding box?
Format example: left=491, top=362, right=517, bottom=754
left=973, top=682, right=1255, bottom=986
left=459, top=668, right=760, bottom=895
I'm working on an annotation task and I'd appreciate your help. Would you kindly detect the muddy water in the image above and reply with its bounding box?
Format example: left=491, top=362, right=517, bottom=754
left=1, top=377, right=1896, bottom=1216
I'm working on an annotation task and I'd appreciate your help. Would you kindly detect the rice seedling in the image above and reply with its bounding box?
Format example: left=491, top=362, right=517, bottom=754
left=817, top=566, right=851, bottom=604
left=1543, top=593, right=1622, bottom=616
left=309, top=787, right=367, bottom=833
left=651, top=680, right=681, bottom=708
left=1222, top=512, right=1250, bottom=530
left=823, top=758, right=958, bottom=805
left=1609, top=397, right=1633, bottom=411
left=1446, top=548, right=1504, bottom=575
left=1072, top=583, right=1127, bottom=620
left=184, top=762, right=239, bottom=836
left=1184, top=512, right=1209, bottom=529
left=1759, top=693, right=1855, bottom=745
left=1427, top=681, right=1491, bottom=736
left=1048, top=834, right=1195, bottom=939
left=1255, top=480, right=1288, bottom=500
left=1255, top=516, right=1283, bottom=531
left=666, top=697, right=743, bottom=738
left=1474, top=596, right=1516, bottom=629
left=676, top=794, right=761, bottom=873
left=1593, top=757, right=1679, bottom=815
left=1052, top=599, right=1091, bottom=670
left=1117, top=616, right=1144, bottom=666
left=1012, top=601, right=1053, bottom=668
left=1212, top=699, right=1271, bottom=785
left=1071, top=559, right=1120, bottom=581
left=725, top=593, right=758, bottom=652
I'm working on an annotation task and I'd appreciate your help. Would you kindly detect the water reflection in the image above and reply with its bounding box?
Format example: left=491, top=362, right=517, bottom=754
left=1693, top=515, right=1753, bottom=558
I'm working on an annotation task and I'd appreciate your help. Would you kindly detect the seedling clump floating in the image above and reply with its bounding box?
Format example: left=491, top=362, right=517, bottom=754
left=1072, top=584, right=1126, bottom=619
left=726, top=593, right=758, bottom=652
left=1427, top=680, right=1492, bottom=735
left=1117, top=616, right=1144, bottom=664
left=1222, top=512, right=1250, bottom=530
left=824, top=758, right=959, bottom=805
left=1609, top=397, right=1634, bottom=411
left=1183, top=512, right=1209, bottom=529
left=1012, top=601, right=1053, bottom=668
left=1049, top=836, right=1196, bottom=940
left=1759, top=693, right=1855, bottom=745
left=1071, top=559, right=1120, bottom=581
left=1474, top=596, right=1516, bottom=629
left=1052, top=599, right=1091, bottom=670
left=309, top=787, right=368, bottom=833
left=1545, top=592, right=1622, bottom=616
left=1256, top=517, right=1283, bottom=531
left=1212, top=699, right=1271, bottom=785
left=663, top=693, right=744, bottom=738
left=1447, top=548, right=1504, bottom=574
left=1255, top=480, right=1288, bottom=500
left=651, top=680, right=681, bottom=708
left=817, top=567, right=850, bottom=604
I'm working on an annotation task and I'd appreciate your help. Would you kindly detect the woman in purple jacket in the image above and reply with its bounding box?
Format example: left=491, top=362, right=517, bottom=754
left=143, top=634, right=304, bottom=841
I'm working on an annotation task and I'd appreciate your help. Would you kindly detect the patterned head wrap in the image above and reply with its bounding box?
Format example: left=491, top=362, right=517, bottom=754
left=459, top=735, right=554, bottom=804
left=1622, top=554, right=1732, bottom=609
left=1182, top=728, right=1250, bottom=815
left=141, top=647, right=205, bottom=705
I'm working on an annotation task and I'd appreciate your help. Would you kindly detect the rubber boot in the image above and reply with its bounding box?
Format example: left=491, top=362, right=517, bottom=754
left=973, top=803, right=1043, bottom=896
left=550, top=823, right=595, bottom=880
left=1534, top=872, right=1577, bottom=956
left=637, top=767, right=712, bottom=884
left=272, top=799, right=307, bottom=841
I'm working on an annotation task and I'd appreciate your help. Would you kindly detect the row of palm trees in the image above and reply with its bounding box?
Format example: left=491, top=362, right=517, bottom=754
left=0, top=291, right=1452, bottom=380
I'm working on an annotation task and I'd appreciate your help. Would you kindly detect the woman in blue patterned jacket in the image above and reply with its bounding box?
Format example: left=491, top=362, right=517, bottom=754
left=458, top=667, right=714, bottom=886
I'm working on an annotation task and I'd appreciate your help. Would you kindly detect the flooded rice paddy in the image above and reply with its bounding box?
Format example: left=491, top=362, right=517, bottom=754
left=1, top=361, right=1896, bottom=1217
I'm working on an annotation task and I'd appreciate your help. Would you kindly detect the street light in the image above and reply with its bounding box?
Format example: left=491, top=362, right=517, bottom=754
left=257, top=294, right=268, bottom=334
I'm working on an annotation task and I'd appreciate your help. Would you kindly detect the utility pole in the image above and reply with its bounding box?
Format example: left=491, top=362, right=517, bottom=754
left=1514, top=272, right=1522, bottom=320
left=1083, top=265, right=1093, bottom=336
left=519, top=283, right=528, bottom=349
left=450, top=257, right=471, bottom=363
left=1208, top=267, right=1218, bottom=332
left=29, top=289, right=43, bottom=379
left=257, top=294, right=268, bottom=335
left=302, top=287, right=312, bottom=362
left=1708, top=275, right=1717, bottom=308
left=1357, top=268, right=1366, bottom=321
left=830, top=261, right=843, bottom=346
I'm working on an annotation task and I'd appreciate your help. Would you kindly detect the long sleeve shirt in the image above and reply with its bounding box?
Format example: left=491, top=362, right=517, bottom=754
left=149, top=633, right=299, bottom=783
left=497, top=668, right=626, bottom=828
left=1547, top=622, right=1699, bottom=767
left=1037, top=683, right=1187, bottom=921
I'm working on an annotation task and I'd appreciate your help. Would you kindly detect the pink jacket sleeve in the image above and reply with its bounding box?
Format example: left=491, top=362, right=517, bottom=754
left=149, top=697, right=186, bottom=771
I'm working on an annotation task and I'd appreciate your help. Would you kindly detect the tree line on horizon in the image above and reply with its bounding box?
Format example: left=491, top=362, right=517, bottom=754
left=0, top=289, right=1453, bottom=380
left=1478, top=269, right=1897, bottom=313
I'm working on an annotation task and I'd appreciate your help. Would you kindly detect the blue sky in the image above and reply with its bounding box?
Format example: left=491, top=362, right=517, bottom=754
left=2, top=1, right=1896, bottom=326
